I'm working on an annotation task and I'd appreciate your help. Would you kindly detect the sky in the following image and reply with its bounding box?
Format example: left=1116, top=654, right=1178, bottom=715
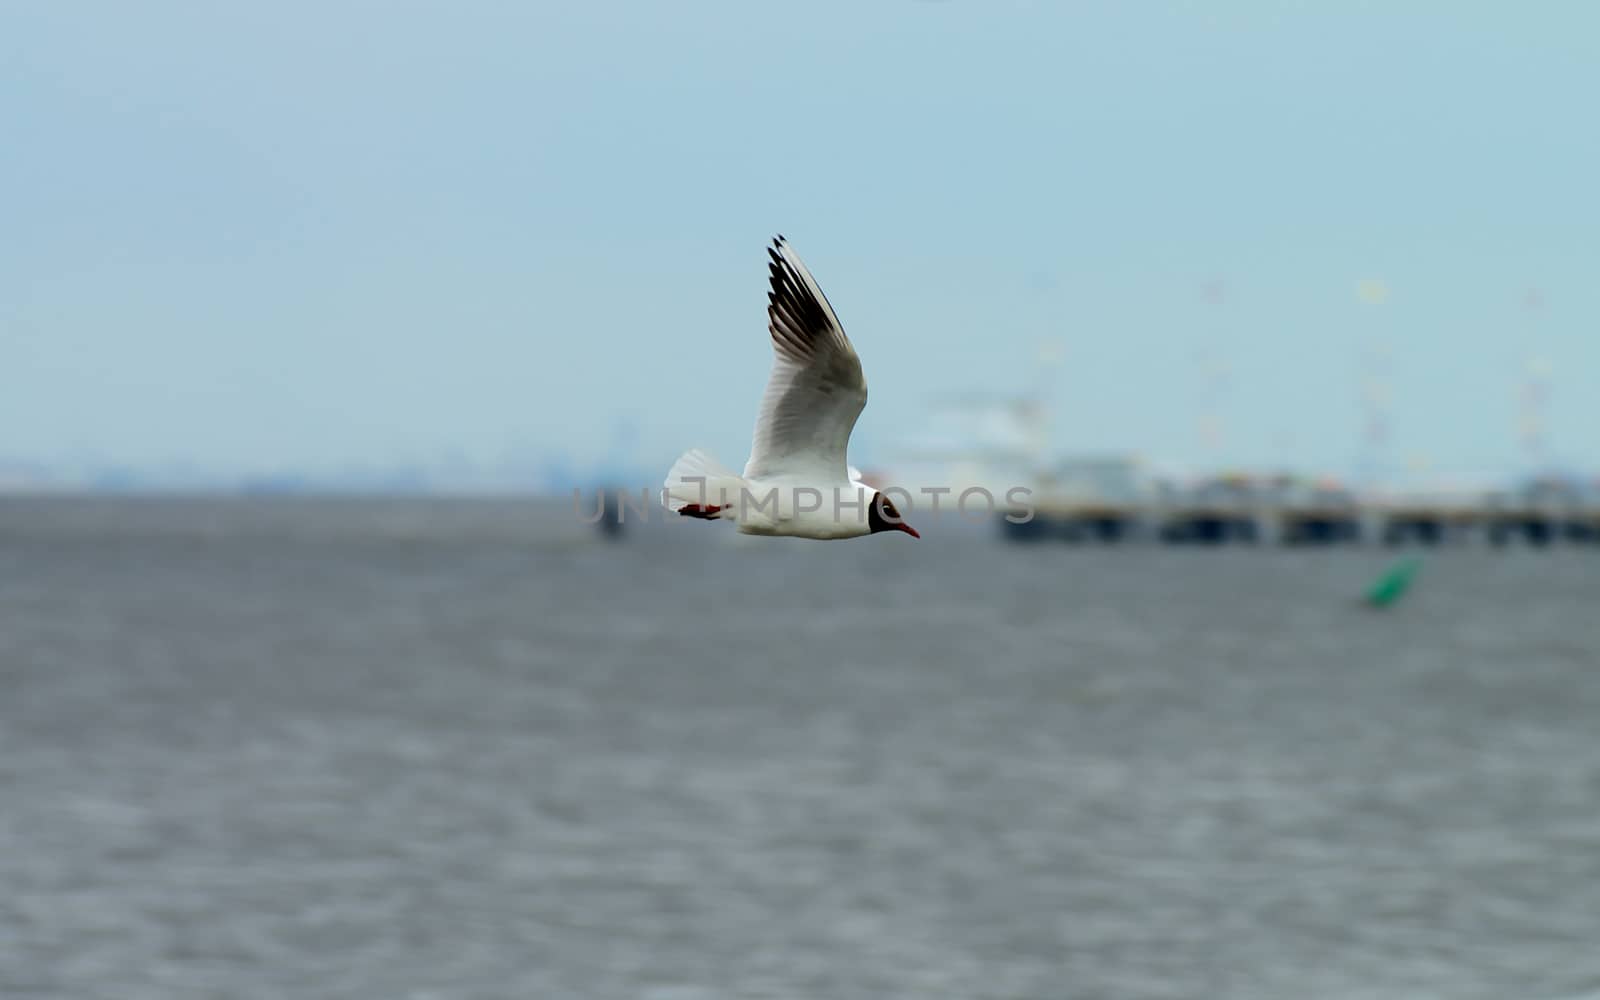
left=4, top=2, right=1598, bottom=487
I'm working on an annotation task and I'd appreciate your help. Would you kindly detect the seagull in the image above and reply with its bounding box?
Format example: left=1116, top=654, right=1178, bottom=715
left=663, top=236, right=919, bottom=540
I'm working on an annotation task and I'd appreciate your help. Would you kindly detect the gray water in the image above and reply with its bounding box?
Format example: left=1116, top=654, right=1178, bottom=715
left=2, top=497, right=1598, bottom=1000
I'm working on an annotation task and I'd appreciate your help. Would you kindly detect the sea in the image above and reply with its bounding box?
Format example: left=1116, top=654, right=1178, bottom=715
left=2, top=496, right=1598, bottom=1000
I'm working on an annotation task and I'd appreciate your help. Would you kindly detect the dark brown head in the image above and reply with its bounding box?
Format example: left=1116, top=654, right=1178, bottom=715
left=868, top=492, right=920, bottom=539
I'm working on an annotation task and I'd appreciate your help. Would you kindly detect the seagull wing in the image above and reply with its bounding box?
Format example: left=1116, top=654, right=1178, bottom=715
left=743, top=236, right=868, bottom=482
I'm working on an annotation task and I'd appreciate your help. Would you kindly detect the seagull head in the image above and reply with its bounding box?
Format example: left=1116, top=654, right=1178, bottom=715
left=868, top=492, right=920, bottom=539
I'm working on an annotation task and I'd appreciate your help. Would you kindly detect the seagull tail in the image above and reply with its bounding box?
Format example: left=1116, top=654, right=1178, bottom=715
left=662, top=449, right=745, bottom=519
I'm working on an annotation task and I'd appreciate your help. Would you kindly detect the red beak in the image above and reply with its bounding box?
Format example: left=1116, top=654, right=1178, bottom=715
left=899, top=523, right=921, bottom=539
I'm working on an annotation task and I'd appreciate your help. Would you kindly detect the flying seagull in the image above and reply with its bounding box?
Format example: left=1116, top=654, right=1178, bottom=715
left=663, top=236, right=918, bottom=540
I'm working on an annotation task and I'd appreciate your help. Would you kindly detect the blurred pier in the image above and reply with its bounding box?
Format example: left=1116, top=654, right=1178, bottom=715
left=1000, top=496, right=1600, bottom=548
left=893, top=393, right=1600, bottom=550
left=891, top=397, right=1600, bottom=549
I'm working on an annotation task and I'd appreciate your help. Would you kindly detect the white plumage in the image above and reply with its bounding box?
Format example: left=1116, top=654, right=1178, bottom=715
left=663, top=237, right=918, bottom=541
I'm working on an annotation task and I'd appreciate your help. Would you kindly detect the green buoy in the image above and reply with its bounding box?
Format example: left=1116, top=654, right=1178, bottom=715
left=1365, top=556, right=1421, bottom=608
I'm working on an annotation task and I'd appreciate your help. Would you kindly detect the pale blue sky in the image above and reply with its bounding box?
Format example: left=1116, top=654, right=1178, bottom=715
left=4, top=2, right=1597, bottom=484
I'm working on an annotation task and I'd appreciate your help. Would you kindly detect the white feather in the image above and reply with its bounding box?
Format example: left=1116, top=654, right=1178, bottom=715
left=742, top=238, right=867, bottom=483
